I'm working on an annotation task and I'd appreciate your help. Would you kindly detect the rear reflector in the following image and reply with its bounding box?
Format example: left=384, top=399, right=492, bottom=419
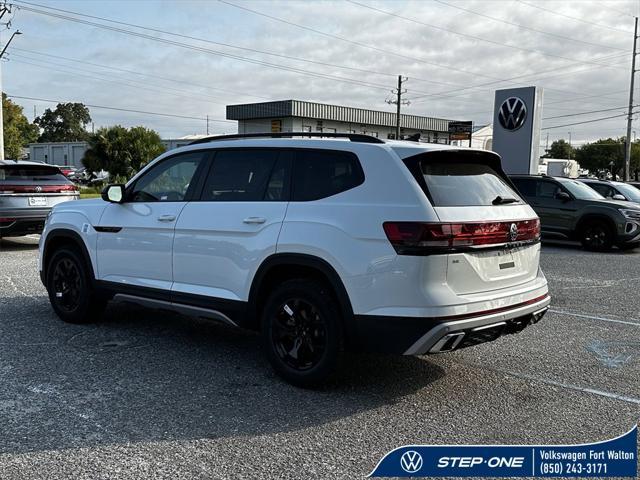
left=0, top=217, right=16, bottom=225
left=0, top=184, right=78, bottom=194
left=383, top=219, right=540, bottom=255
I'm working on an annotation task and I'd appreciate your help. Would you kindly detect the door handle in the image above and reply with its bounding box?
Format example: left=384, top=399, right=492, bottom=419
left=243, top=217, right=266, bottom=224
left=157, top=214, right=176, bottom=222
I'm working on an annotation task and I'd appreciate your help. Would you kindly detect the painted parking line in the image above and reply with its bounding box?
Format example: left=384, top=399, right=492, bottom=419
left=549, top=309, right=640, bottom=327
left=503, top=370, right=640, bottom=406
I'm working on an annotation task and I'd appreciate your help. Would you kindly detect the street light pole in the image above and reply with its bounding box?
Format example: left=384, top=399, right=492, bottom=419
left=0, top=30, right=22, bottom=161
left=624, top=17, right=638, bottom=182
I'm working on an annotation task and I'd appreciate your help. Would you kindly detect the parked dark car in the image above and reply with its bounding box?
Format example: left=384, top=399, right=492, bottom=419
left=578, top=178, right=640, bottom=206
left=511, top=175, right=640, bottom=251
left=0, top=160, right=79, bottom=237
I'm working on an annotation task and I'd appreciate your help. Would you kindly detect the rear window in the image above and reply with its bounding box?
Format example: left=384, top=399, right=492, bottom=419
left=420, top=162, right=521, bottom=207
left=0, top=165, right=68, bottom=182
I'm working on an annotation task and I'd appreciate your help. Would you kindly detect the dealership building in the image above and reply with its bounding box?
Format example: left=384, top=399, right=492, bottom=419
left=226, top=99, right=457, bottom=143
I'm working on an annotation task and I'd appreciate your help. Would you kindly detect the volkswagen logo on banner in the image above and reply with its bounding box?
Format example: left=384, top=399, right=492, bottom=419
left=399, top=450, right=423, bottom=473
left=498, top=96, right=527, bottom=131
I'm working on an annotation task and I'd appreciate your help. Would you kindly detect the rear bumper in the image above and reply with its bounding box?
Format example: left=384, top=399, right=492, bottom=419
left=0, top=210, right=50, bottom=236
left=352, top=294, right=550, bottom=355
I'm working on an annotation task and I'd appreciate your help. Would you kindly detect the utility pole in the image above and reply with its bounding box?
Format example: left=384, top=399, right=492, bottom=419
left=206, top=114, right=209, bottom=135
left=0, top=2, right=17, bottom=161
left=386, top=75, right=408, bottom=139
left=625, top=16, right=638, bottom=182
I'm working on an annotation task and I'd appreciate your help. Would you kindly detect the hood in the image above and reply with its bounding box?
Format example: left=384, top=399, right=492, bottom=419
left=588, top=198, right=640, bottom=209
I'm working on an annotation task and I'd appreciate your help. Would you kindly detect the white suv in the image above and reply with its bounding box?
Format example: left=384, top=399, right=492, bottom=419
left=39, top=133, right=550, bottom=386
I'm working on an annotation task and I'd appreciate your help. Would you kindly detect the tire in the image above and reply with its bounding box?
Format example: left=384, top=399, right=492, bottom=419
left=261, top=279, right=343, bottom=388
left=46, top=247, right=106, bottom=324
left=580, top=220, right=614, bottom=251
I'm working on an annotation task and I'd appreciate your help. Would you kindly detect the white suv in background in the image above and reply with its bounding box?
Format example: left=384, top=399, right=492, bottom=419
left=39, top=133, right=550, bottom=386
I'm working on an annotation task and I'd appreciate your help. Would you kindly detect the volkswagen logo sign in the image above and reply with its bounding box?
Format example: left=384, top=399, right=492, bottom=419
left=498, top=97, right=527, bottom=131
left=509, top=223, right=518, bottom=242
left=400, top=450, right=423, bottom=473
left=35, top=186, right=43, bottom=193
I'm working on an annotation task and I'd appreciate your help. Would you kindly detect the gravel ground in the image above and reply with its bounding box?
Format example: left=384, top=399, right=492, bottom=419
left=0, top=236, right=638, bottom=479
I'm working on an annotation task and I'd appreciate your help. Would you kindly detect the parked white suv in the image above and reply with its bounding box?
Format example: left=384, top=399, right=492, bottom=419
left=39, top=133, right=550, bottom=386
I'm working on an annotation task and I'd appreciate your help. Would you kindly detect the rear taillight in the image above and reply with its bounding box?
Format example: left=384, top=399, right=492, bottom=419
left=0, top=184, right=78, bottom=194
left=383, top=219, right=540, bottom=255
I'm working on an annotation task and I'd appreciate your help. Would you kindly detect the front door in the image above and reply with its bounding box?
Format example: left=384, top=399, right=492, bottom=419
left=96, top=151, right=207, bottom=292
left=534, top=180, right=577, bottom=235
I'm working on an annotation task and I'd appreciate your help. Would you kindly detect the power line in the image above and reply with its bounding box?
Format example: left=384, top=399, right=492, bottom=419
left=517, top=0, right=634, bottom=35
left=216, top=0, right=505, bottom=82
left=9, top=0, right=461, bottom=91
left=432, top=0, right=626, bottom=51
left=6, top=94, right=234, bottom=123
left=543, top=105, right=638, bottom=120
left=12, top=3, right=404, bottom=93
left=542, top=113, right=630, bottom=130
left=346, top=0, right=628, bottom=69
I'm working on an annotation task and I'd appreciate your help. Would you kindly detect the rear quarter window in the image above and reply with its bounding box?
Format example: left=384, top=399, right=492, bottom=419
left=292, top=150, right=364, bottom=201
left=419, top=162, right=521, bottom=207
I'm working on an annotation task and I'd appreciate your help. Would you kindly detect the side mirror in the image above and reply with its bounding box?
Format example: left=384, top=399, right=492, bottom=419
left=101, top=184, right=125, bottom=203
left=555, top=191, right=571, bottom=202
left=612, top=194, right=626, bottom=201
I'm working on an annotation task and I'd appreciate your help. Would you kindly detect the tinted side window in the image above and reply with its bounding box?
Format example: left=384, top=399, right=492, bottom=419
left=590, top=184, right=612, bottom=197
left=511, top=178, right=536, bottom=197
left=202, top=149, right=279, bottom=201
left=130, top=151, right=203, bottom=202
left=292, top=150, right=364, bottom=201
left=538, top=181, right=561, bottom=198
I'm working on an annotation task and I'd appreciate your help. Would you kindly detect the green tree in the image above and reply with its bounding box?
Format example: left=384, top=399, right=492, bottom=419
left=543, top=139, right=575, bottom=159
left=2, top=93, right=39, bottom=159
left=574, top=138, right=624, bottom=175
left=83, top=125, right=165, bottom=179
left=35, top=102, right=91, bottom=142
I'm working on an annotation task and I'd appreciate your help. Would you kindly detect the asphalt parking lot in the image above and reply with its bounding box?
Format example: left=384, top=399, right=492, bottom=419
left=0, top=236, right=639, bottom=479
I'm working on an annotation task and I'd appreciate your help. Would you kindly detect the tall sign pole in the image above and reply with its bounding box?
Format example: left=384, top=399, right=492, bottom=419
left=625, top=17, right=638, bottom=182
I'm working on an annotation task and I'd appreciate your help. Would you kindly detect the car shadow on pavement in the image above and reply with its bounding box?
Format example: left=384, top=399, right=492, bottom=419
left=0, top=296, right=445, bottom=454
left=0, top=237, right=40, bottom=251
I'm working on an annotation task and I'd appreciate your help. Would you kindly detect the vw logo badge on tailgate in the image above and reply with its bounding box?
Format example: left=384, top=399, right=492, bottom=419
left=498, top=97, right=527, bottom=131
left=35, top=186, right=43, bottom=193
left=509, top=223, right=518, bottom=242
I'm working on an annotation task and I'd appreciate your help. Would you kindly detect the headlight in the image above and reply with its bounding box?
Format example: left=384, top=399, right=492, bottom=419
left=619, top=209, right=640, bottom=220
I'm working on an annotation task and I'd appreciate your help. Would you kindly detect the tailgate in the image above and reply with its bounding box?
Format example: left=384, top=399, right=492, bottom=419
left=437, top=205, right=540, bottom=295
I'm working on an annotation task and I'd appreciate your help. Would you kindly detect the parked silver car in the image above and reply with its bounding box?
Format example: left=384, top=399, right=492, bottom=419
left=0, top=160, right=79, bottom=237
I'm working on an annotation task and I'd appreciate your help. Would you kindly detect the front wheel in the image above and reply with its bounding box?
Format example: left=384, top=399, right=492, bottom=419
left=261, top=279, right=343, bottom=388
left=580, top=220, right=613, bottom=251
left=46, top=248, right=106, bottom=324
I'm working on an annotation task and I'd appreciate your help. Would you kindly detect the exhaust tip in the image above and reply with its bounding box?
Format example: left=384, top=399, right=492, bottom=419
left=430, top=332, right=465, bottom=353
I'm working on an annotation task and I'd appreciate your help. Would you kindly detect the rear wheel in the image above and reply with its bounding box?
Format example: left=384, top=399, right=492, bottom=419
left=580, top=220, right=613, bottom=251
left=46, top=248, right=106, bottom=324
left=261, top=279, right=343, bottom=388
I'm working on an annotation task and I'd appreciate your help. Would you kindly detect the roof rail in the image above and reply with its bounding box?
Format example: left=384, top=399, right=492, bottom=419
left=188, top=132, right=386, bottom=145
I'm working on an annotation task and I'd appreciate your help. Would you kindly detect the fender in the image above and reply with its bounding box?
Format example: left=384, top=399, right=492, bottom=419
left=41, top=229, right=95, bottom=286
left=247, top=253, right=356, bottom=340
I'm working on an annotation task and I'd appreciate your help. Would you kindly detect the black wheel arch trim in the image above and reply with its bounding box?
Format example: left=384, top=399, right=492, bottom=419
left=42, top=229, right=95, bottom=286
left=248, top=253, right=356, bottom=342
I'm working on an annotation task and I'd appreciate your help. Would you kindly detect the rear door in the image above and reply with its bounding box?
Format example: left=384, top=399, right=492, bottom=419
left=405, top=152, right=540, bottom=295
left=172, top=148, right=290, bottom=304
left=533, top=180, right=578, bottom=234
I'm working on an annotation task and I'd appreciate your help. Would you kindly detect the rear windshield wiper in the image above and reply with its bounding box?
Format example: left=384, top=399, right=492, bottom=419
left=492, top=195, right=519, bottom=205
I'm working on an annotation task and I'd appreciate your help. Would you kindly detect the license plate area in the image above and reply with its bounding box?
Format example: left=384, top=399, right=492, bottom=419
left=28, top=197, right=47, bottom=207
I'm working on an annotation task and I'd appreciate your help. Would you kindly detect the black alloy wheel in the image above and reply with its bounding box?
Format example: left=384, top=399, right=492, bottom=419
left=51, top=257, right=83, bottom=313
left=272, top=298, right=327, bottom=371
left=262, top=279, right=343, bottom=387
left=46, top=248, right=106, bottom=323
left=581, top=221, right=613, bottom=251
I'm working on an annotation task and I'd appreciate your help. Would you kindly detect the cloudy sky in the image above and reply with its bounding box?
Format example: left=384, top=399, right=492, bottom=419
left=2, top=0, right=639, bottom=146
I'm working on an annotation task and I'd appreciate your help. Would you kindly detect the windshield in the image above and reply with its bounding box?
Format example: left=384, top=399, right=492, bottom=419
left=612, top=183, right=640, bottom=202
left=419, top=162, right=521, bottom=207
left=0, top=165, right=68, bottom=182
left=558, top=178, right=604, bottom=200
